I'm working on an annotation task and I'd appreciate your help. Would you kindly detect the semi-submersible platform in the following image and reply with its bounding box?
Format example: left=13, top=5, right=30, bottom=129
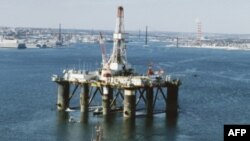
left=52, top=6, right=181, bottom=118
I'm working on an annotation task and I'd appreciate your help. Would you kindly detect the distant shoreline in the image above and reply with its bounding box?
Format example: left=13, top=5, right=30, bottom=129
left=167, top=44, right=250, bottom=51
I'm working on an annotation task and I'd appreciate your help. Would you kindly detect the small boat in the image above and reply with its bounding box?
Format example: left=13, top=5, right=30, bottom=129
left=93, top=107, right=102, bottom=115
left=91, top=124, right=103, bottom=141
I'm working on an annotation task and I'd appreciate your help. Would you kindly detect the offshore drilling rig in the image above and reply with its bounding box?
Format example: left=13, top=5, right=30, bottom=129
left=52, top=6, right=181, bottom=118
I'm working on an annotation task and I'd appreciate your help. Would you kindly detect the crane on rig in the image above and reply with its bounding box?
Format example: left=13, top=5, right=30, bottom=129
left=99, top=32, right=108, bottom=67
left=98, top=32, right=111, bottom=81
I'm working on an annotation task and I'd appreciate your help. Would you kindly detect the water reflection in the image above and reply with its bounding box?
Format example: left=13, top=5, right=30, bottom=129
left=102, top=113, right=118, bottom=140
left=122, top=118, right=136, bottom=140
left=57, top=111, right=69, bottom=123
left=144, top=117, right=154, bottom=141
left=80, top=112, right=89, bottom=124
left=166, top=112, right=178, bottom=141
left=103, top=113, right=117, bottom=124
left=55, top=110, right=179, bottom=141
left=56, top=111, right=69, bottom=141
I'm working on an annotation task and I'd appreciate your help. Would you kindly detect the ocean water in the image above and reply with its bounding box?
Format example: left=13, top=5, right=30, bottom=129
left=0, top=42, right=250, bottom=141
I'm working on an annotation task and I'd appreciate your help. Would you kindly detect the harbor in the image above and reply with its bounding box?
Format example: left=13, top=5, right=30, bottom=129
left=2, top=26, right=250, bottom=50
left=2, top=14, right=250, bottom=50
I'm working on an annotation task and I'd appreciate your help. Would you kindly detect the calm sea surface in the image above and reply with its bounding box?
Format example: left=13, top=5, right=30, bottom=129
left=0, top=42, right=250, bottom=141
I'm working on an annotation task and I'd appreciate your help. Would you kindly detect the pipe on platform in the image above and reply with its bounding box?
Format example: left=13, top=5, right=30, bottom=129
left=80, top=84, right=89, bottom=112
left=123, top=89, right=136, bottom=118
left=57, top=82, right=70, bottom=111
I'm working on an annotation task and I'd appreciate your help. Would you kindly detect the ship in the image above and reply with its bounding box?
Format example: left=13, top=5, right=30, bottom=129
left=0, top=36, right=26, bottom=49
left=17, top=43, right=27, bottom=49
left=0, top=36, right=18, bottom=48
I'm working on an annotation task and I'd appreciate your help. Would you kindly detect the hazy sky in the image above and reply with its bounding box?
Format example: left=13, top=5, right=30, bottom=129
left=0, top=0, right=250, bottom=34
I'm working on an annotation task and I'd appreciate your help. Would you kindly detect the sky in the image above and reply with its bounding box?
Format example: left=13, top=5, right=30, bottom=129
left=0, top=0, right=250, bottom=34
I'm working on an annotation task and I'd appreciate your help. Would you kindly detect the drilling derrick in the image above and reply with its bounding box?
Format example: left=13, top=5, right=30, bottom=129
left=108, top=6, right=131, bottom=75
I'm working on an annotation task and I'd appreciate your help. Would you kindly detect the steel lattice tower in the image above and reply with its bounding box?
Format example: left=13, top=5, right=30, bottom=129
left=108, top=6, right=130, bottom=72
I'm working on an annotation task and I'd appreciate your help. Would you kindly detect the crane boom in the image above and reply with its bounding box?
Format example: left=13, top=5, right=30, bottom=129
left=99, top=32, right=107, bottom=66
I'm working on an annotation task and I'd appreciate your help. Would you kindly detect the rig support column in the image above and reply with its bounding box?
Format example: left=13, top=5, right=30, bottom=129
left=146, top=87, right=154, bottom=116
left=109, top=87, right=115, bottom=109
left=102, top=86, right=110, bottom=115
left=167, top=83, right=179, bottom=113
left=80, top=83, right=89, bottom=112
left=123, top=89, right=136, bottom=118
left=57, top=81, right=70, bottom=111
